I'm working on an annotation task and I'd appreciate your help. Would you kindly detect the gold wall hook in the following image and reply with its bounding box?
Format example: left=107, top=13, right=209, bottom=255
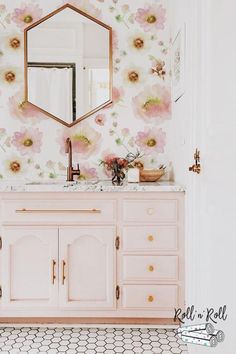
left=189, top=148, right=201, bottom=174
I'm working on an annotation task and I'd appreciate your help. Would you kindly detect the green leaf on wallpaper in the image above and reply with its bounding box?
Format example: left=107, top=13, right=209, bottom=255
left=0, top=174, right=3, bottom=179
left=115, top=14, right=123, bottom=23
left=49, top=173, right=56, bottom=179
left=115, top=138, right=122, bottom=146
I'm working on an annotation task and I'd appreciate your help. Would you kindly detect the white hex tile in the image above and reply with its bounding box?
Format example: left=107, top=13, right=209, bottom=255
left=86, top=343, right=97, bottom=349
left=0, top=327, right=187, bottom=353
left=171, top=348, right=181, bottom=353
left=58, top=346, right=69, bottom=352
left=152, top=349, right=163, bottom=354
left=47, top=350, right=58, bottom=354
left=161, top=344, right=171, bottom=350
left=66, top=350, right=77, bottom=354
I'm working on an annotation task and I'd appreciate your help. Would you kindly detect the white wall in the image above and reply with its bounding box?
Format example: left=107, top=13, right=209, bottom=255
left=170, top=1, right=236, bottom=353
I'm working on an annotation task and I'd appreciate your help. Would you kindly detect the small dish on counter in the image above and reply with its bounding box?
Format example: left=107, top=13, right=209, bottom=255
left=140, top=169, right=165, bottom=182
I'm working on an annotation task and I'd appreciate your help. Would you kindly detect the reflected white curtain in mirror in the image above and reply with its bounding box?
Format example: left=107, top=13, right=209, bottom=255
left=28, top=67, right=73, bottom=123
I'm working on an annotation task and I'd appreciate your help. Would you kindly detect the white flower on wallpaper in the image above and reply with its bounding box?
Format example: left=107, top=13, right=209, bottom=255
left=0, top=0, right=171, bottom=181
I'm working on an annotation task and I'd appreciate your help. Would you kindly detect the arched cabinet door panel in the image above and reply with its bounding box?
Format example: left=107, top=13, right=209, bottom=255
left=59, top=226, right=116, bottom=310
left=1, top=226, right=58, bottom=309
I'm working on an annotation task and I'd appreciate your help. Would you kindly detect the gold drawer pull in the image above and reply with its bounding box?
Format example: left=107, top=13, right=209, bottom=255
left=147, top=208, right=154, bottom=215
left=147, top=235, right=154, bottom=242
left=148, top=265, right=154, bottom=272
left=16, top=208, right=101, bottom=214
left=62, top=260, right=66, bottom=285
left=52, top=260, right=56, bottom=284
left=148, top=295, right=154, bottom=303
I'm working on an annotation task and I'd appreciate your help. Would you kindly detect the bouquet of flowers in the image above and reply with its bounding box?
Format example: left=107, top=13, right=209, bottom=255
left=100, top=151, right=141, bottom=185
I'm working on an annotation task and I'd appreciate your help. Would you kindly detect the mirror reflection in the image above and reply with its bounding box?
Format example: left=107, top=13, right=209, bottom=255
left=25, top=5, right=112, bottom=126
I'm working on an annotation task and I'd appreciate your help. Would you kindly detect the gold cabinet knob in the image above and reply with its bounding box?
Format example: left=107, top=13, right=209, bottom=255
left=147, top=235, right=154, bottom=242
left=148, top=265, right=154, bottom=272
left=148, top=295, right=154, bottom=302
left=147, top=208, right=154, bottom=215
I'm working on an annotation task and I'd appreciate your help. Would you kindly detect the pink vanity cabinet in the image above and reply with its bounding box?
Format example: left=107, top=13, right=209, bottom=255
left=0, top=191, right=184, bottom=324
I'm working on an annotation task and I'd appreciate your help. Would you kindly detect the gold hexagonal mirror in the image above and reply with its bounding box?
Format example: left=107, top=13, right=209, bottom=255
left=24, top=4, right=112, bottom=127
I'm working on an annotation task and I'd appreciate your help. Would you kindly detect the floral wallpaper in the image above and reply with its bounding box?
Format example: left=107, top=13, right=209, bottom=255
left=0, top=0, right=171, bottom=182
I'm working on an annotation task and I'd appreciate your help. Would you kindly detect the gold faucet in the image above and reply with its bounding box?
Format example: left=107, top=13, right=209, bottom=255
left=65, top=137, right=80, bottom=181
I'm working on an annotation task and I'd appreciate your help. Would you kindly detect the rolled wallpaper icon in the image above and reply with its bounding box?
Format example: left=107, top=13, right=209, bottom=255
left=177, top=323, right=215, bottom=334
left=212, top=330, right=225, bottom=342
left=180, top=330, right=218, bottom=347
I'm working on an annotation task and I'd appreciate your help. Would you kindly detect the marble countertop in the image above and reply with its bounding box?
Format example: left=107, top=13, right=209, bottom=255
left=0, top=180, right=185, bottom=193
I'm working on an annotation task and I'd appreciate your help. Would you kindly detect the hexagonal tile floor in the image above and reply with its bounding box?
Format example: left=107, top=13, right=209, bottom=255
left=0, top=327, right=188, bottom=354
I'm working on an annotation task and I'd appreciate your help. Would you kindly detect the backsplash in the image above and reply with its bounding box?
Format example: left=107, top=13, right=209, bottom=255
left=0, top=0, right=171, bottom=181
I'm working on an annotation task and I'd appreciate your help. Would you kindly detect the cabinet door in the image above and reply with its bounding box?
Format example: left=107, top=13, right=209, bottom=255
left=1, top=226, right=58, bottom=309
left=59, top=226, right=115, bottom=309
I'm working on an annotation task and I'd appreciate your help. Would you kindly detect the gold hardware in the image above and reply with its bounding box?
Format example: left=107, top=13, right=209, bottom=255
left=189, top=148, right=201, bottom=174
left=148, top=295, right=154, bottom=302
left=116, top=285, right=120, bottom=300
left=62, top=260, right=66, bottom=285
left=65, top=137, right=80, bottom=181
left=15, top=208, right=101, bottom=214
left=147, top=235, right=154, bottom=242
left=52, top=260, right=56, bottom=284
left=115, top=236, right=120, bottom=250
left=148, top=265, right=154, bottom=272
left=0, top=286, right=2, bottom=298
left=147, top=208, right=154, bottom=215
left=0, top=237, right=2, bottom=250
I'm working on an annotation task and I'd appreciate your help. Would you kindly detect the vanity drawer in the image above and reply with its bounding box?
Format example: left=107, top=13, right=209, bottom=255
left=123, top=226, right=178, bottom=251
left=1, top=199, right=116, bottom=223
left=122, top=285, right=178, bottom=310
left=123, top=199, right=178, bottom=223
left=122, top=255, right=178, bottom=282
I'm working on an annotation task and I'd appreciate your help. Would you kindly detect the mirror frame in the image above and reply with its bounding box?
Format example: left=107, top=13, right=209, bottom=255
left=24, top=3, right=113, bottom=127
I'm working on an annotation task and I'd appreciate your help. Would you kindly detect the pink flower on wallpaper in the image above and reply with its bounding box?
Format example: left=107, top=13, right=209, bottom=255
left=132, top=84, right=171, bottom=122
left=78, top=163, right=98, bottom=181
left=58, top=123, right=102, bottom=159
left=121, top=5, right=130, bottom=14
left=112, top=31, right=119, bottom=52
left=135, top=127, right=166, bottom=154
left=135, top=4, right=166, bottom=32
left=61, top=0, right=101, bottom=18
left=112, top=87, right=124, bottom=104
left=95, top=114, right=106, bottom=126
left=121, top=128, right=130, bottom=137
left=12, top=128, right=43, bottom=155
left=9, top=89, right=44, bottom=123
left=11, top=3, right=43, bottom=30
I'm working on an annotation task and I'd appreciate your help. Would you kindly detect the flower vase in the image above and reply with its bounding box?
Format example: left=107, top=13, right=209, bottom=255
left=111, top=167, right=125, bottom=186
